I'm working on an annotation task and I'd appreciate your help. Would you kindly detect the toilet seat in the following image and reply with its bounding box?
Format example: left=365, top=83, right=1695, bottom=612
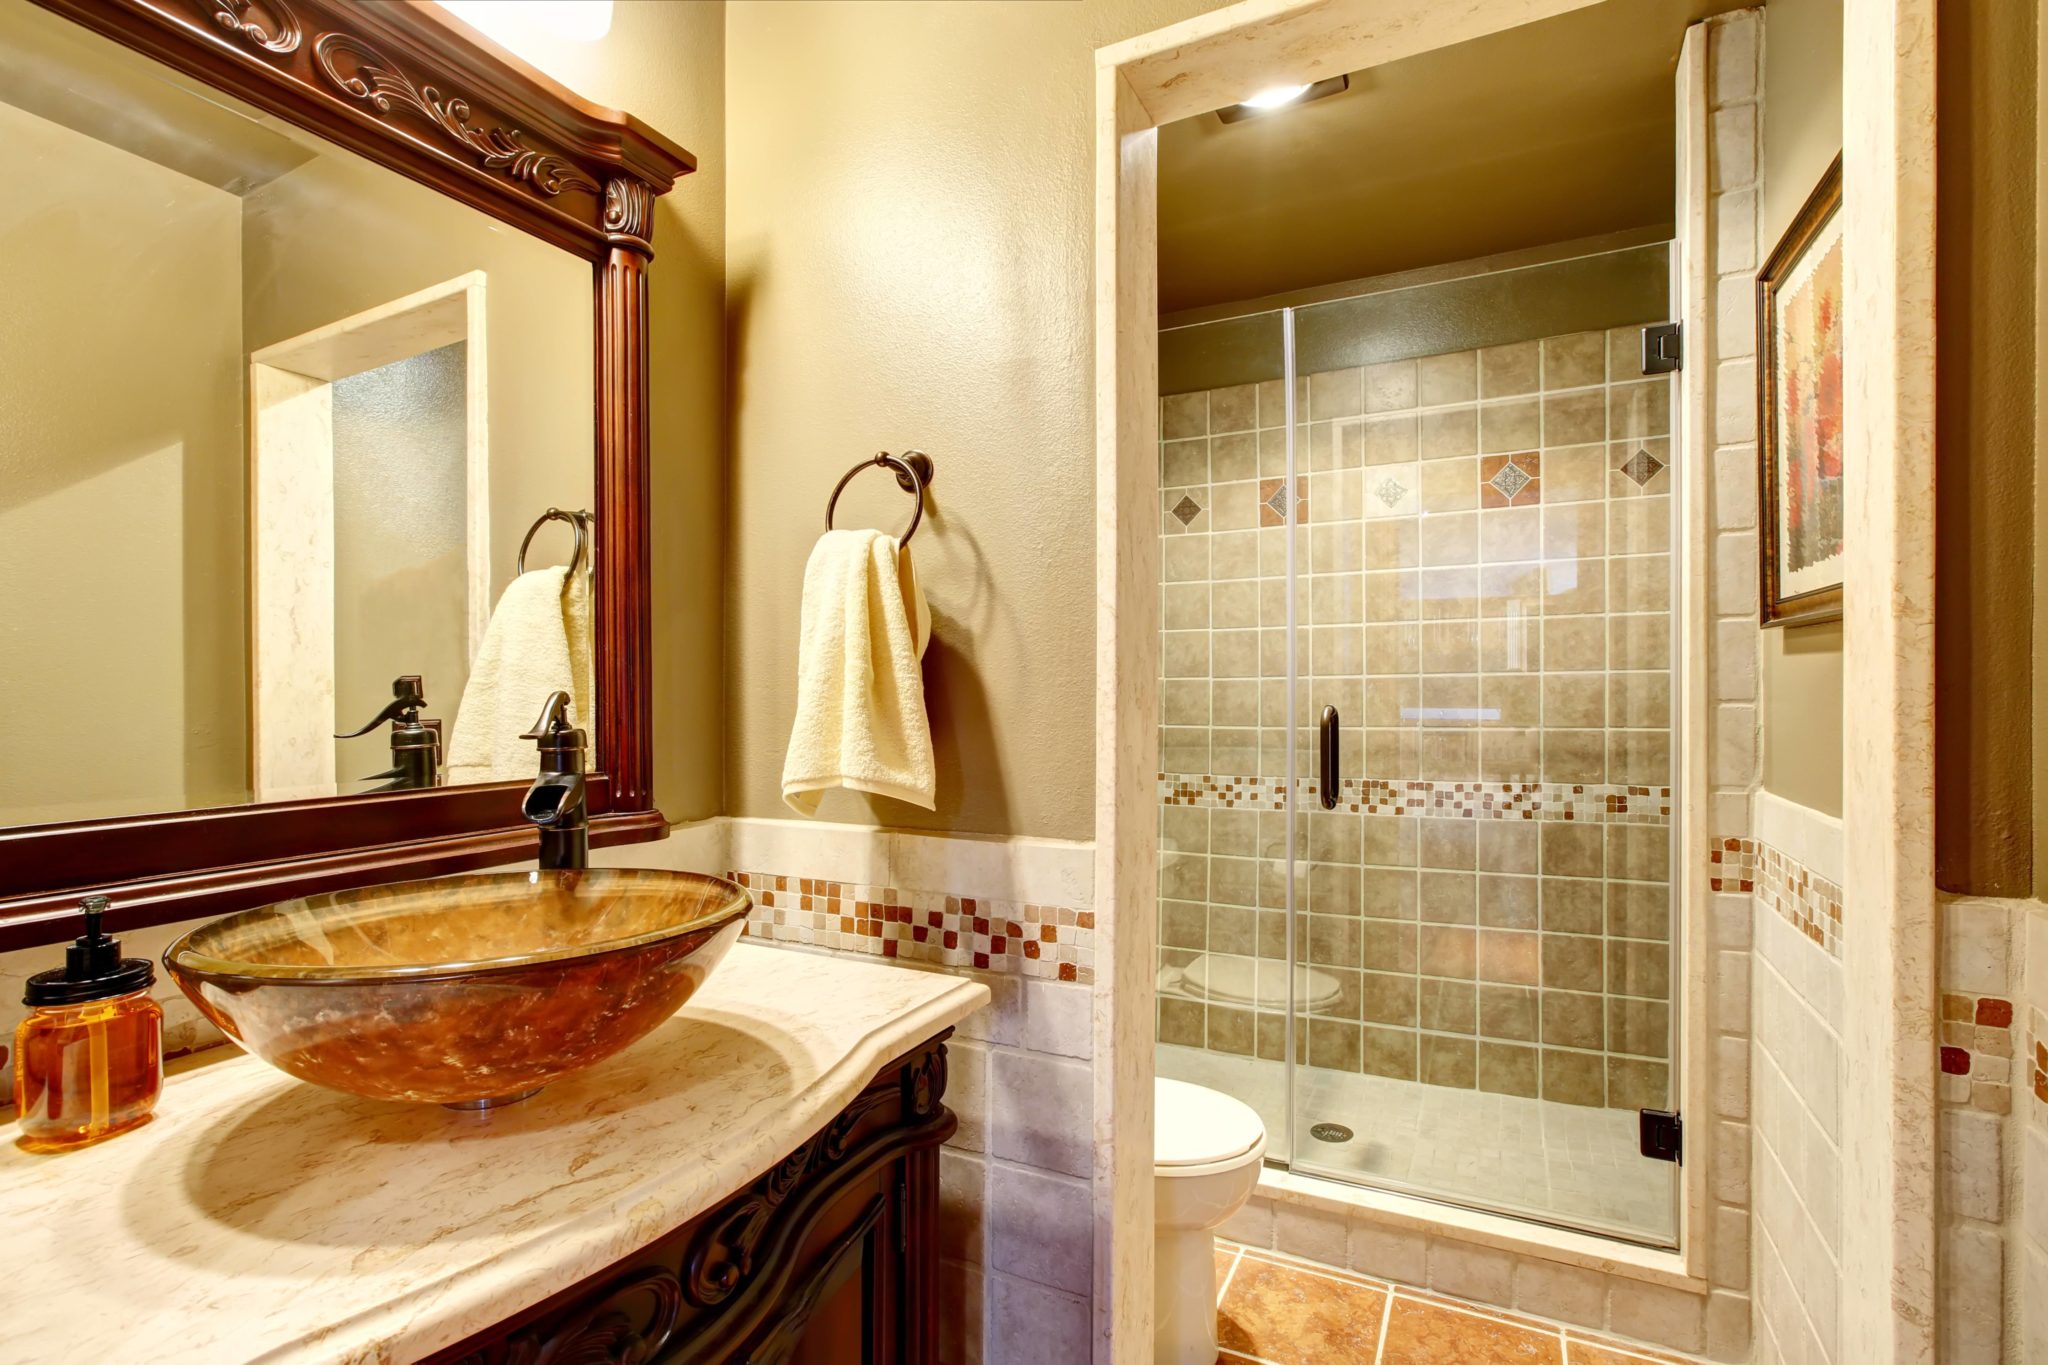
left=1177, top=953, right=1342, bottom=1014
left=1155, top=1077, right=1266, bottom=1171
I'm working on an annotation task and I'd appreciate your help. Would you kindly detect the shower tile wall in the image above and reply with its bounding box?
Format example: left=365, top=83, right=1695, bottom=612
left=1156, top=326, right=1674, bottom=1111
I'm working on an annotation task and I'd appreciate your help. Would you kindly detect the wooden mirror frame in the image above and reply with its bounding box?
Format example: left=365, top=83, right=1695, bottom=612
left=0, top=0, right=691, bottom=949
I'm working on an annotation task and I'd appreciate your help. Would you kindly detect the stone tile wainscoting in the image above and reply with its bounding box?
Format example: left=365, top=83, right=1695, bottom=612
left=653, top=818, right=1100, bottom=1365
left=1157, top=316, right=1682, bottom=1112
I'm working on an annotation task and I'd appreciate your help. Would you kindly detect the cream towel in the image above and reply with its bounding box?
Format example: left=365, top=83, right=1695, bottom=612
left=447, top=566, right=585, bottom=783
left=782, top=529, right=935, bottom=815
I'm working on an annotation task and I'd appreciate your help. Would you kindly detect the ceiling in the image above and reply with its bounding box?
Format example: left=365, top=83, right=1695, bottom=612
left=1157, top=0, right=1754, bottom=316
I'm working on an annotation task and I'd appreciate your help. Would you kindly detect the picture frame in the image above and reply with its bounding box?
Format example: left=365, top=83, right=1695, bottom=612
left=1756, top=153, right=1846, bottom=627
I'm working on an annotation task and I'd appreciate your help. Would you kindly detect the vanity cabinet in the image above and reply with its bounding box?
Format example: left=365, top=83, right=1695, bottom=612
left=430, top=1032, right=955, bottom=1365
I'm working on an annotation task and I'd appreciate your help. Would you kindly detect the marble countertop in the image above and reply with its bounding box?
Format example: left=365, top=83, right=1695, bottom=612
left=0, top=943, right=988, bottom=1364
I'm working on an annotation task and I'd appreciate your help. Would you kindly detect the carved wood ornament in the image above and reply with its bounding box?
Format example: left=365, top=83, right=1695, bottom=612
left=0, top=0, right=695, bottom=948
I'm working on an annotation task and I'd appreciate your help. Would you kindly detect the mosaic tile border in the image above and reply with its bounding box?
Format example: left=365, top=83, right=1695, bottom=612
left=1751, top=839, right=1843, bottom=958
left=2031, top=1006, right=2048, bottom=1112
left=729, top=871, right=1095, bottom=984
left=1938, top=993, right=2015, bottom=1115
left=1158, top=774, right=1672, bottom=824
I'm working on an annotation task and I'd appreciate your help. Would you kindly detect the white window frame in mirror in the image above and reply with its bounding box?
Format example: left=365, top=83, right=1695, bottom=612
left=247, top=271, right=490, bottom=802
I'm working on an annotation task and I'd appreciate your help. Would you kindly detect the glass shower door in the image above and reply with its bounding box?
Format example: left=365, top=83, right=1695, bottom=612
left=1282, top=296, right=1682, bottom=1248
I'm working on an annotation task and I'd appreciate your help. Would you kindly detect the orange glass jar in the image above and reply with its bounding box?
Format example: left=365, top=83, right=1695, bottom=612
left=13, top=898, right=163, bottom=1153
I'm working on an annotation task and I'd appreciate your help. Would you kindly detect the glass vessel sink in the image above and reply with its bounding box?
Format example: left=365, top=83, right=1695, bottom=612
left=164, top=869, right=751, bottom=1108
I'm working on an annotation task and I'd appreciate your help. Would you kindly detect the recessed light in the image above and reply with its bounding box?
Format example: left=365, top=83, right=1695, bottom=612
left=1241, top=83, right=1311, bottom=110
left=1216, top=74, right=1351, bottom=124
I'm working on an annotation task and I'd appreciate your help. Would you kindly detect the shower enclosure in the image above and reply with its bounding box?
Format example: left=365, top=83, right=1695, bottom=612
left=1155, top=243, right=1681, bottom=1247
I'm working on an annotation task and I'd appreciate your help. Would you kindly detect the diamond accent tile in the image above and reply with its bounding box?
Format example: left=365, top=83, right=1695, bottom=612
left=1264, top=485, right=1290, bottom=519
left=1374, top=476, right=1409, bottom=510
left=1487, top=460, right=1532, bottom=501
left=1620, top=448, right=1666, bottom=487
left=1171, top=494, right=1203, bottom=527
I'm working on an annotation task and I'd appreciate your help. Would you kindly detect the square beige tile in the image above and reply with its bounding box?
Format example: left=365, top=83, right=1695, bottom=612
left=1609, top=613, right=1671, bottom=670
left=1363, top=569, right=1418, bottom=623
left=1543, top=729, right=1606, bottom=783
left=1419, top=406, right=1479, bottom=459
left=1477, top=822, right=1538, bottom=874
left=1363, top=622, right=1419, bottom=674
left=1541, top=390, right=1606, bottom=445
left=1608, top=729, right=1671, bottom=785
left=1609, top=553, right=1671, bottom=612
left=1362, top=413, right=1421, bottom=466
left=1420, top=620, right=1478, bottom=673
left=1607, top=823, right=1670, bottom=882
left=1540, top=823, right=1603, bottom=877
left=1421, top=458, right=1478, bottom=512
left=1477, top=930, right=1539, bottom=985
left=1419, top=511, right=1478, bottom=567
left=1479, top=398, right=1540, bottom=452
left=1419, top=979, right=1477, bottom=1033
left=1419, top=673, right=1478, bottom=723
left=1419, top=729, right=1476, bottom=779
left=1609, top=496, right=1672, bottom=554
left=1418, top=349, right=1478, bottom=406
left=1479, top=506, right=1541, bottom=562
left=1210, top=383, right=1257, bottom=434
left=1479, top=562, right=1542, bottom=617
left=1541, top=557, right=1604, bottom=614
left=1209, top=480, right=1257, bottom=531
left=1211, top=432, right=1258, bottom=482
left=1607, top=379, right=1671, bottom=440
left=1478, top=983, right=1539, bottom=1041
left=1542, top=502, right=1605, bottom=561
left=1478, top=619, right=1540, bottom=673
left=1478, top=728, right=1539, bottom=781
left=1479, top=1041, right=1539, bottom=1097
left=1542, top=1049, right=1605, bottom=1107
left=1312, top=522, right=1363, bottom=574
left=1478, top=874, right=1539, bottom=931
left=1537, top=444, right=1606, bottom=505
left=1609, top=671, right=1671, bottom=728
left=1365, top=359, right=1419, bottom=413
left=1163, top=391, right=1208, bottom=439
left=1163, top=582, right=1209, bottom=631
left=1365, top=518, right=1419, bottom=570
left=1539, top=877, right=1603, bottom=934
left=1481, top=674, right=1539, bottom=727
left=1541, top=615, right=1605, bottom=671
left=1479, top=340, right=1541, bottom=397
left=1162, top=438, right=1208, bottom=486
left=1543, top=673, right=1607, bottom=727
left=1541, top=331, right=1606, bottom=389
left=1309, top=367, right=1364, bottom=420
left=1363, top=675, right=1418, bottom=726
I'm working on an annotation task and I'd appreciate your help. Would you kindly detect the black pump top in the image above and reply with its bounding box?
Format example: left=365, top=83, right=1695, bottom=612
left=23, top=897, right=155, bottom=1006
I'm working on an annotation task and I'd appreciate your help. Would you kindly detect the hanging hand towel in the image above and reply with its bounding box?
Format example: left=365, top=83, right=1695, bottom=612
left=446, top=565, right=580, bottom=783
left=782, top=528, right=935, bottom=815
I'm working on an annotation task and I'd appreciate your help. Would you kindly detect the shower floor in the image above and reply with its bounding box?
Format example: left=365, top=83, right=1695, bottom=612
left=1157, top=1044, right=1675, bottom=1246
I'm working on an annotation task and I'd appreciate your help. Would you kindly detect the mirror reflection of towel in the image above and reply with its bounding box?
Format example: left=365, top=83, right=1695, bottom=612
left=447, top=565, right=591, bottom=782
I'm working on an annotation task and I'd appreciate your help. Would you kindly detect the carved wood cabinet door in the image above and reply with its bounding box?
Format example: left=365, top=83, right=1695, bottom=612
left=430, top=1034, right=954, bottom=1365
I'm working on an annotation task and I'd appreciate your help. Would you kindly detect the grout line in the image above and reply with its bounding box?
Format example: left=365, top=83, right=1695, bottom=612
left=1215, top=1243, right=1244, bottom=1306
left=1372, top=1280, right=1395, bottom=1365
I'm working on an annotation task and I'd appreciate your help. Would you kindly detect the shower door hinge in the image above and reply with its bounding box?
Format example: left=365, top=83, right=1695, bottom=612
left=1639, top=1108, right=1683, bottom=1164
left=1641, top=322, right=1682, bottom=375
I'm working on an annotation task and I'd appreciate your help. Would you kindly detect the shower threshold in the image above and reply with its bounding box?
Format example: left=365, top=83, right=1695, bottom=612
left=1157, top=1043, right=1676, bottom=1249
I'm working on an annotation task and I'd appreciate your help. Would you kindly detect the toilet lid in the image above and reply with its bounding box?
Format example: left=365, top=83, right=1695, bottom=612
left=1180, top=954, right=1341, bottom=1011
left=1155, top=1077, right=1266, bottom=1168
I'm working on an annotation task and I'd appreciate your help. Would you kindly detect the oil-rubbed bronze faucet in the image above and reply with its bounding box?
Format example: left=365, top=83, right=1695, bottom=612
left=521, top=691, right=587, bottom=870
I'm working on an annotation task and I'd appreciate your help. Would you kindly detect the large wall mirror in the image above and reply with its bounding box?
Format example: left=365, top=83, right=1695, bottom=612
left=0, top=0, right=689, bottom=945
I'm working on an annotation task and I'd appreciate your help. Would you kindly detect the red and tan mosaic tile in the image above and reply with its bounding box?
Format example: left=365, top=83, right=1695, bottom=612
left=1158, top=774, right=1672, bottom=825
left=1936, top=992, right=2015, bottom=1114
left=1750, top=840, right=1842, bottom=957
left=729, top=871, right=1094, bottom=984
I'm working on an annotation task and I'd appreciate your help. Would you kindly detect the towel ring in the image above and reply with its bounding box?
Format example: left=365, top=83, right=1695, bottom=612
left=826, top=450, right=935, bottom=545
left=518, top=508, right=590, bottom=576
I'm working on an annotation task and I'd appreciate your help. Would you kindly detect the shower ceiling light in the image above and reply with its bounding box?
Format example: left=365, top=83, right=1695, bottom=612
left=1216, top=74, right=1350, bottom=124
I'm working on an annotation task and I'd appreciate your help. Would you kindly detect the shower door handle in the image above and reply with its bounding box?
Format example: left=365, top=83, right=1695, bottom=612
left=1319, top=705, right=1339, bottom=810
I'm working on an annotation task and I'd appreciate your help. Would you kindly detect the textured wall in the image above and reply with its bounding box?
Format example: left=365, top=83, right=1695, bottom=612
left=1755, top=0, right=1845, bottom=820
left=723, top=0, right=1227, bottom=840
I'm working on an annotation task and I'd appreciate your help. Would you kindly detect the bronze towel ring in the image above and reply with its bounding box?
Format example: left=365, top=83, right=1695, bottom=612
left=825, top=450, right=935, bottom=544
left=518, top=508, right=591, bottom=576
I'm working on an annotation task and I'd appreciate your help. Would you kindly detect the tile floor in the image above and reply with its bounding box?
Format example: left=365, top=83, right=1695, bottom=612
left=1160, top=1044, right=1674, bottom=1243
left=1213, top=1242, right=1702, bottom=1364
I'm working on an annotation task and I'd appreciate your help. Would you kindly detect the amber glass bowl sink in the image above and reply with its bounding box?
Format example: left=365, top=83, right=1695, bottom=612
left=164, top=869, right=751, bottom=1108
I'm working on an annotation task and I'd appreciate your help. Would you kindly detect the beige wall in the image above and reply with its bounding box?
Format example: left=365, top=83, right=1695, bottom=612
left=725, top=0, right=1226, bottom=839
left=1757, top=0, right=1846, bottom=818
left=0, top=102, right=246, bottom=826
left=477, top=3, right=727, bottom=823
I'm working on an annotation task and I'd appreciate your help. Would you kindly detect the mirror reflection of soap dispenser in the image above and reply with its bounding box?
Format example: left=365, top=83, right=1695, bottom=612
left=335, top=675, right=443, bottom=792
left=13, top=896, right=164, bottom=1153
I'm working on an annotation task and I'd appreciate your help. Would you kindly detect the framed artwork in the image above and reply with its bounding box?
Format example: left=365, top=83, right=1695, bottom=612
left=1756, top=154, right=1846, bottom=626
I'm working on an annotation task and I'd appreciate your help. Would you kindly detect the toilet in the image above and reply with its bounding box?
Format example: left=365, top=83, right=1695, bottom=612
left=1154, top=1076, right=1267, bottom=1365
left=1171, top=952, right=1344, bottom=1016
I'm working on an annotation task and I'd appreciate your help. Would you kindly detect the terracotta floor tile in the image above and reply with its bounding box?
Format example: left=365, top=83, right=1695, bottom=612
left=1378, top=1294, right=1564, bottom=1364
left=1216, top=1253, right=1389, bottom=1365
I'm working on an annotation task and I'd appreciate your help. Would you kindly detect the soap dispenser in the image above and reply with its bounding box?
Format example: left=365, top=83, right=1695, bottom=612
left=335, top=674, right=443, bottom=791
left=13, top=896, right=163, bottom=1153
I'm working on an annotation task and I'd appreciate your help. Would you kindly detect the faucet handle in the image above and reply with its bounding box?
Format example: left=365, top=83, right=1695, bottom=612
left=521, top=691, right=578, bottom=742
